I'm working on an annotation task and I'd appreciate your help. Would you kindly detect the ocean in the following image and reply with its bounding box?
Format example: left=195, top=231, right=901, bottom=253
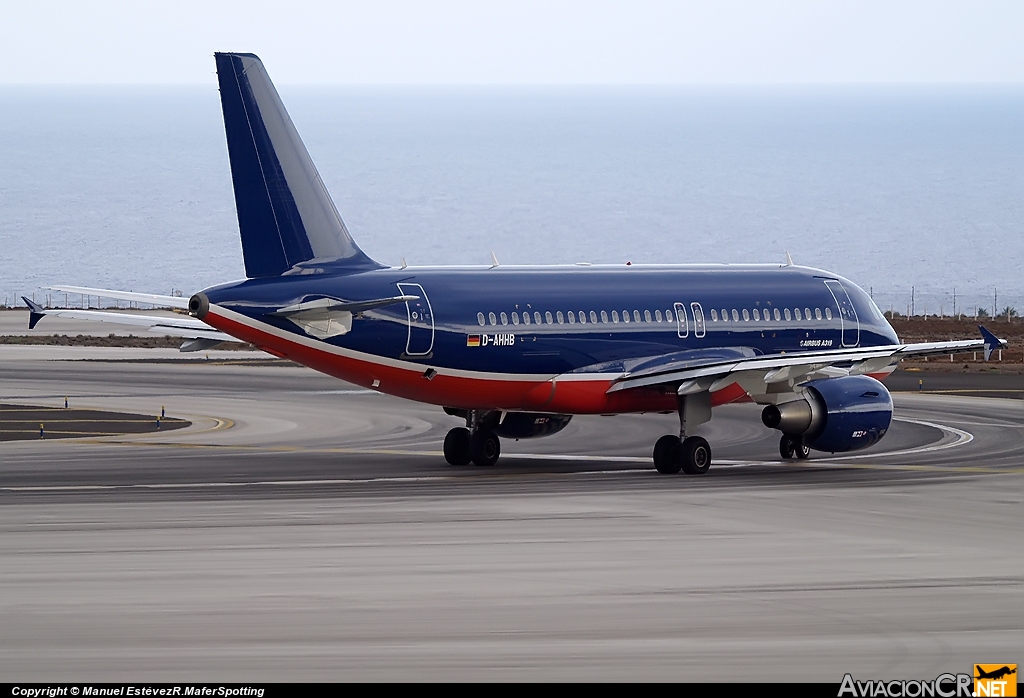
left=1, top=84, right=1022, bottom=317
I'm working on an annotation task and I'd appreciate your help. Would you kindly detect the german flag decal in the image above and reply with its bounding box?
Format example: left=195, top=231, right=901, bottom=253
left=466, top=335, right=481, bottom=347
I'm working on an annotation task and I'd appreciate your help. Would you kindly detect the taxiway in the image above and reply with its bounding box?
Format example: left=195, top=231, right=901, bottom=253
left=1, top=347, right=1020, bottom=680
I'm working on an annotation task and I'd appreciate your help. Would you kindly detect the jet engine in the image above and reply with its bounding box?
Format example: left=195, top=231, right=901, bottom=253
left=761, top=375, right=892, bottom=453
left=493, top=413, right=573, bottom=439
left=444, top=408, right=573, bottom=440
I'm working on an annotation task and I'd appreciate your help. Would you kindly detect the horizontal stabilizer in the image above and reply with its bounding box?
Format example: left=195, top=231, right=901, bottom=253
left=21, top=299, right=241, bottom=349
left=269, top=295, right=416, bottom=340
left=270, top=295, right=418, bottom=317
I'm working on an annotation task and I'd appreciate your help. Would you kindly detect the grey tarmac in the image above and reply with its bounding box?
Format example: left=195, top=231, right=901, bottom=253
left=0, top=347, right=1021, bottom=681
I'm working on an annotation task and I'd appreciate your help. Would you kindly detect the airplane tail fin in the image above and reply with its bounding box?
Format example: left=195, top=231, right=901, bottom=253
left=214, top=52, right=381, bottom=278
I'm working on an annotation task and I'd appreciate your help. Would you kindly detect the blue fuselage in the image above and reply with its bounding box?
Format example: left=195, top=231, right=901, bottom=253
left=203, top=263, right=899, bottom=378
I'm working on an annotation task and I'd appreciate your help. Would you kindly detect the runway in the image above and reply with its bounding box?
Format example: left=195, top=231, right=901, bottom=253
left=1, top=347, right=1021, bottom=680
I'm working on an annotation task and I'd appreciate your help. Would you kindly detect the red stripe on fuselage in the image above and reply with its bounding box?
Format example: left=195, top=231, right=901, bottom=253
left=205, top=307, right=772, bottom=414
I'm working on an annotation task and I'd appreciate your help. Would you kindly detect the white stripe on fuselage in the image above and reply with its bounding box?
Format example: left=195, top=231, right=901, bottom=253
left=210, top=304, right=623, bottom=384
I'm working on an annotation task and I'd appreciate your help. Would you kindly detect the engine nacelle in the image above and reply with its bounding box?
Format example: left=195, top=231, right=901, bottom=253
left=761, top=375, right=892, bottom=453
left=493, top=413, right=573, bottom=439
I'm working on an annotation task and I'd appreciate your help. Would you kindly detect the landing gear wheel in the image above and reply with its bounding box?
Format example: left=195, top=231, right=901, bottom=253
left=795, top=440, right=810, bottom=459
left=470, top=428, right=501, bottom=467
left=443, top=427, right=472, bottom=465
left=681, top=436, right=711, bottom=475
left=653, top=434, right=682, bottom=474
left=779, top=434, right=797, bottom=460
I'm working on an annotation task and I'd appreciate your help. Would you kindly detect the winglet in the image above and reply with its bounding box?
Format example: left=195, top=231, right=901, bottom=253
left=22, top=296, right=46, bottom=330
left=979, top=325, right=1005, bottom=361
left=785, top=251, right=794, bottom=266
left=490, top=251, right=500, bottom=268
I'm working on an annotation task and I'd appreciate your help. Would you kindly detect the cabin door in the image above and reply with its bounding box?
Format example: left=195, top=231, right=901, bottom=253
left=396, top=283, right=434, bottom=356
left=824, top=280, right=860, bottom=347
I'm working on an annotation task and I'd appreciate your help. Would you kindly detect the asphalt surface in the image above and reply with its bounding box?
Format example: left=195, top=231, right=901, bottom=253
left=0, top=404, right=189, bottom=440
left=0, top=347, right=1021, bottom=681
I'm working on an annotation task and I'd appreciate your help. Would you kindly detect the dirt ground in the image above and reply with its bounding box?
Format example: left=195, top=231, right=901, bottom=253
left=889, top=315, right=1023, bottom=372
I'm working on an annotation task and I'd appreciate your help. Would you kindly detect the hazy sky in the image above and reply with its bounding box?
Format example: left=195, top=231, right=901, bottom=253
left=2, top=1, right=1022, bottom=84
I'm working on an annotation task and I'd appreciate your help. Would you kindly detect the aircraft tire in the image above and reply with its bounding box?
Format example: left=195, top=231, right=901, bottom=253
left=795, top=440, right=810, bottom=459
left=470, top=428, right=501, bottom=467
left=443, top=427, right=473, bottom=466
left=779, top=434, right=797, bottom=460
left=653, top=434, right=682, bottom=474
left=681, top=436, right=711, bottom=475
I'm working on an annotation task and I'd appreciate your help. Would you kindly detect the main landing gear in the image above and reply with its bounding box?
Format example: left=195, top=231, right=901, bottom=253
left=653, top=434, right=711, bottom=475
left=653, top=390, right=713, bottom=475
left=779, top=434, right=810, bottom=460
left=443, top=410, right=501, bottom=467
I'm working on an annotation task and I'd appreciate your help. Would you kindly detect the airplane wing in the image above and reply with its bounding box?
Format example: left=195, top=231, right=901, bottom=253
left=607, top=328, right=1006, bottom=399
left=22, top=296, right=243, bottom=352
left=47, top=285, right=190, bottom=310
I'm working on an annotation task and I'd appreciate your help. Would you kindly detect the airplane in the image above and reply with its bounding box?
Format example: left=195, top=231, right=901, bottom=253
left=975, top=666, right=1016, bottom=681
left=23, top=52, right=1007, bottom=474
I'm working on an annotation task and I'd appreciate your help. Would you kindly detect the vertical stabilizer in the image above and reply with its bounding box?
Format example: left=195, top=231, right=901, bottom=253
left=215, top=52, right=380, bottom=277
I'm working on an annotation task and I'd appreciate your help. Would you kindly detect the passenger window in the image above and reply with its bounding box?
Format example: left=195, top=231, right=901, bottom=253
left=500, top=312, right=508, bottom=325
left=535, top=312, right=542, bottom=324
left=611, top=310, right=619, bottom=323
left=793, top=308, right=802, bottom=321
left=731, top=309, right=739, bottom=322
left=489, top=312, right=497, bottom=325
left=815, top=308, right=822, bottom=320
left=784, top=308, right=791, bottom=321
left=667, top=309, right=674, bottom=322
left=709, top=309, right=717, bottom=322
left=805, top=307, right=812, bottom=320
left=579, top=311, right=587, bottom=324
left=545, top=311, right=553, bottom=324
left=742, top=309, right=750, bottom=321
left=656, top=309, right=664, bottom=322
left=644, top=310, right=652, bottom=322
left=753, top=308, right=760, bottom=321
left=773, top=308, right=781, bottom=321
left=567, top=311, right=575, bottom=324
left=633, top=310, right=641, bottom=322
left=622, top=311, right=631, bottom=323
left=477, top=312, right=485, bottom=326
left=590, top=311, right=597, bottom=323
left=522, top=312, right=531, bottom=325
left=601, top=310, right=609, bottom=323
left=825, top=307, right=833, bottom=320
left=556, top=311, right=564, bottom=324
left=512, top=312, right=519, bottom=325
